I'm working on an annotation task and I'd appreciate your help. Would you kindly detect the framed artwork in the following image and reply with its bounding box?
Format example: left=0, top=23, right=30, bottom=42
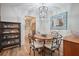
left=50, top=12, right=68, bottom=30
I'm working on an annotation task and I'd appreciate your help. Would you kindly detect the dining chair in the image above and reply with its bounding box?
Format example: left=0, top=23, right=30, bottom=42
left=28, top=32, right=44, bottom=56
left=45, top=32, right=63, bottom=56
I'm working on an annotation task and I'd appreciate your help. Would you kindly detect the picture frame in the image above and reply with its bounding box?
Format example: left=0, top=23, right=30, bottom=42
left=50, top=12, right=68, bottom=30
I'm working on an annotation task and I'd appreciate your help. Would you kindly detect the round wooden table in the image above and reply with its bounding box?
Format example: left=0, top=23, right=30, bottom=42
left=34, top=34, right=53, bottom=55
left=34, top=34, right=52, bottom=40
left=34, top=34, right=53, bottom=44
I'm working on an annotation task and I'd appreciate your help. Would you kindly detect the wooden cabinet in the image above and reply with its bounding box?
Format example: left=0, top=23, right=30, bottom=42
left=0, top=21, right=21, bottom=51
left=64, top=35, right=79, bottom=56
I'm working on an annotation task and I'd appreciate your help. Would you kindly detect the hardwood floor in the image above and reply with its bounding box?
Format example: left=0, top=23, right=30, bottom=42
left=0, top=36, right=63, bottom=56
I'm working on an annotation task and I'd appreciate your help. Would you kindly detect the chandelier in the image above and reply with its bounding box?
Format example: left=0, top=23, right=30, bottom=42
left=39, top=4, right=48, bottom=19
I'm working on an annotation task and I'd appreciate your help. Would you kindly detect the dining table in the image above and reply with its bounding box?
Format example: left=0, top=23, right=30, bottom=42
left=34, top=34, right=53, bottom=55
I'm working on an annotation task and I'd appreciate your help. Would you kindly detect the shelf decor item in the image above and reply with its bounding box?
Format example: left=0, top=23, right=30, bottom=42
left=0, top=21, right=21, bottom=51
left=50, top=12, right=68, bottom=30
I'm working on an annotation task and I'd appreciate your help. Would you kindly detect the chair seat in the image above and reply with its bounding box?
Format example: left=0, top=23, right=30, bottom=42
left=30, top=41, right=44, bottom=49
left=45, top=43, right=59, bottom=50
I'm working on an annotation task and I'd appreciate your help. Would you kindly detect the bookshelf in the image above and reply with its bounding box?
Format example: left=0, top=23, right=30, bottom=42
left=0, top=21, right=21, bottom=51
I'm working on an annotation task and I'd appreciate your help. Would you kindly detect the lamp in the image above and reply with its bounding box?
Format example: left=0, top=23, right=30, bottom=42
left=39, top=3, right=48, bottom=19
left=38, top=3, right=48, bottom=35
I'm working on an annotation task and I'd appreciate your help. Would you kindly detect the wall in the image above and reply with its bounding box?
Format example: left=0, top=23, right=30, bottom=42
left=1, top=3, right=79, bottom=45
left=0, top=3, right=40, bottom=45
left=1, top=4, right=26, bottom=45
left=59, top=3, right=79, bottom=36
left=69, top=3, right=79, bottom=35
left=36, top=3, right=79, bottom=36
left=51, top=3, right=72, bottom=36
left=37, top=3, right=72, bottom=35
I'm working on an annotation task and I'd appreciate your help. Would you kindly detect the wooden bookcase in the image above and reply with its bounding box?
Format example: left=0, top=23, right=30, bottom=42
left=0, top=21, right=21, bottom=51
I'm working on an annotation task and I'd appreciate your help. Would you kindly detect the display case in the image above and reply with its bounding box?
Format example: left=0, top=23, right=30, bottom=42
left=0, top=21, right=21, bottom=51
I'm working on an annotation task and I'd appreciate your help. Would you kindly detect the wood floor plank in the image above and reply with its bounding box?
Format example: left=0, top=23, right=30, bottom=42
left=0, top=37, right=63, bottom=56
